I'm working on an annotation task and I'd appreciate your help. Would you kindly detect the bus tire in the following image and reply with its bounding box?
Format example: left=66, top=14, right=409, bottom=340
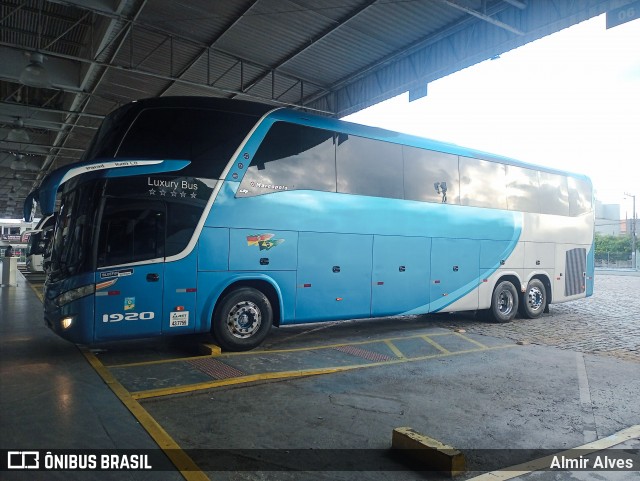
left=213, top=287, right=273, bottom=352
left=519, top=279, right=547, bottom=319
left=488, top=280, right=519, bottom=323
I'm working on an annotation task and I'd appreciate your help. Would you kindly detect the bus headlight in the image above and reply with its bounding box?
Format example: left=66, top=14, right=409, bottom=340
left=55, top=284, right=95, bottom=307
left=61, top=316, right=74, bottom=330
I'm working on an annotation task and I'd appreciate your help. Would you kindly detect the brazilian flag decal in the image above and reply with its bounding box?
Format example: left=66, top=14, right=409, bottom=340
left=246, top=233, right=285, bottom=251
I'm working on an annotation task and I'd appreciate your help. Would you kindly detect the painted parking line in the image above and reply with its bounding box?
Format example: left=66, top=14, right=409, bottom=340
left=454, top=331, right=489, bottom=349
left=130, top=343, right=517, bottom=400
left=384, top=339, right=406, bottom=359
left=82, top=348, right=209, bottom=481
left=467, top=424, right=640, bottom=481
left=100, top=331, right=517, bottom=400
left=106, top=330, right=463, bottom=368
left=26, top=276, right=210, bottom=481
left=28, top=281, right=44, bottom=302
left=420, top=334, right=451, bottom=354
left=99, top=331, right=515, bottom=399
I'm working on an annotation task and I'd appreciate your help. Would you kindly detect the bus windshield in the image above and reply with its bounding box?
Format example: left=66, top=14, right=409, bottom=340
left=48, top=174, right=214, bottom=282
left=48, top=179, right=103, bottom=281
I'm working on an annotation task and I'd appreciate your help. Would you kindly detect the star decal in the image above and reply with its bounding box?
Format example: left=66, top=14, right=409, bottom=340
left=149, top=188, right=156, bottom=195
left=171, top=190, right=177, bottom=197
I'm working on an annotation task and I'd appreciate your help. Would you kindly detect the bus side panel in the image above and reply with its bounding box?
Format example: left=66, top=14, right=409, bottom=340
left=478, top=241, right=524, bottom=310
left=296, top=232, right=373, bottom=322
left=94, top=264, right=164, bottom=341
left=430, top=238, right=480, bottom=312
left=163, top=249, right=197, bottom=334
left=198, top=227, right=229, bottom=271
left=524, top=242, right=555, bottom=270
left=371, top=235, right=431, bottom=317
left=229, top=229, right=298, bottom=271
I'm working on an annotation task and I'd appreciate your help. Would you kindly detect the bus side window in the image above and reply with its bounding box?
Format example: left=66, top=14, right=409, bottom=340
left=505, top=165, right=540, bottom=213
left=336, top=135, right=403, bottom=199
left=237, top=122, right=336, bottom=197
left=539, top=172, right=569, bottom=216
left=459, top=157, right=507, bottom=210
left=403, top=147, right=459, bottom=204
left=568, top=176, right=592, bottom=216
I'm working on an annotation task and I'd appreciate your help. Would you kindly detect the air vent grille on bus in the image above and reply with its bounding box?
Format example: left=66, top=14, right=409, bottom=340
left=565, top=248, right=587, bottom=296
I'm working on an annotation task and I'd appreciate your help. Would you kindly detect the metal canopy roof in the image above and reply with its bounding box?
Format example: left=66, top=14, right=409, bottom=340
left=0, top=0, right=617, bottom=219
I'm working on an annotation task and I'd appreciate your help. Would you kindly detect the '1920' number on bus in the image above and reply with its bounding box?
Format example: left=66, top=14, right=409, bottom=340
left=102, top=312, right=155, bottom=323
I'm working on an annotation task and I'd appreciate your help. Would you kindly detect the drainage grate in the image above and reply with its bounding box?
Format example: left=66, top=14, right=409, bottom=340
left=334, top=345, right=393, bottom=362
left=188, top=358, right=245, bottom=380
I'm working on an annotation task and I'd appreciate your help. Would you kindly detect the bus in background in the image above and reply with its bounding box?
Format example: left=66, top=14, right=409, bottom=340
left=31, top=97, right=594, bottom=351
left=25, top=215, right=55, bottom=273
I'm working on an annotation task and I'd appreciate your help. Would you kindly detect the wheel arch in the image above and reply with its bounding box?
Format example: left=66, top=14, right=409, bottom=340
left=493, top=273, right=521, bottom=294
left=211, top=275, right=283, bottom=329
left=527, top=273, right=553, bottom=305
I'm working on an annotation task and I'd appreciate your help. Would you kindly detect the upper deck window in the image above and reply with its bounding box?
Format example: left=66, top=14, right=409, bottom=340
left=238, top=122, right=337, bottom=197
left=459, top=157, right=507, bottom=210
left=336, top=134, right=403, bottom=199
left=539, top=171, right=569, bottom=216
left=403, top=147, right=459, bottom=204
left=506, top=165, right=540, bottom=213
left=91, top=107, right=259, bottom=179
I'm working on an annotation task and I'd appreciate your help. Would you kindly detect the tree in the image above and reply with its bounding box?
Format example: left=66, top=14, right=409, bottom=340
left=595, top=233, right=632, bottom=262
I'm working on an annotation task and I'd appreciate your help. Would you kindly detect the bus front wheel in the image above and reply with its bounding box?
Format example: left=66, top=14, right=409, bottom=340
left=487, top=281, right=519, bottom=323
left=518, top=279, right=547, bottom=319
left=213, top=287, right=273, bottom=352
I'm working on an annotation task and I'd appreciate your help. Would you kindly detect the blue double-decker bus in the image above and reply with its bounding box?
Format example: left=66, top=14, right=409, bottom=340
left=29, top=97, right=594, bottom=351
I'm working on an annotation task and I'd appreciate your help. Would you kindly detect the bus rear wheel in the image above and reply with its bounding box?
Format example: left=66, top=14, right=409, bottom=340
left=213, top=287, right=273, bottom=352
left=519, top=279, right=547, bottom=319
left=487, top=280, right=519, bottom=323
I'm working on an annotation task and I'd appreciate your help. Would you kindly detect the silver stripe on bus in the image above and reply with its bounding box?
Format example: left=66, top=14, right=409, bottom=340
left=59, top=160, right=164, bottom=185
left=163, top=108, right=281, bottom=264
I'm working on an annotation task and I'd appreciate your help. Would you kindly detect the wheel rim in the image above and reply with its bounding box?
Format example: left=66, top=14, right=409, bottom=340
left=527, top=286, right=544, bottom=311
left=226, top=300, right=262, bottom=339
left=498, top=289, right=514, bottom=315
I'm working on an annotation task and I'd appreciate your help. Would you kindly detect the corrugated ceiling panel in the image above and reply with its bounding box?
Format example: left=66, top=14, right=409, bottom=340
left=141, top=0, right=258, bottom=45
left=161, top=83, right=229, bottom=98
left=98, top=69, right=169, bottom=103
left=110, top=28, right=201, bottom=78
left=213, top=0, right=343, bottom=67
left=282, top=1, right=463, bottom=87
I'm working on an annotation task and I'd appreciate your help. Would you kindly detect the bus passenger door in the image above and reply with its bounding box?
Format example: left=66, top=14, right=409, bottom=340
left=93, top=198, right=166, bottom=341
left=95, top=264, right=165, bottom=341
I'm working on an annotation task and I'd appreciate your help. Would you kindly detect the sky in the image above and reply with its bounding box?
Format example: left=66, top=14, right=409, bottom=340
left=344, top=13, right=640, bottom=220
